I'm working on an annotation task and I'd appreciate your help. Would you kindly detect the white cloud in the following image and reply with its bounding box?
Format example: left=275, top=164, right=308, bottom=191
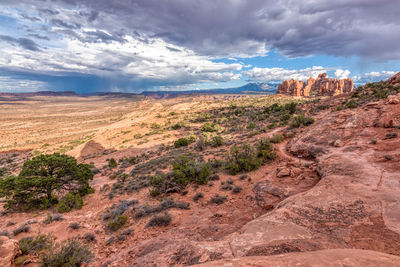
left=353, top=70, right=396, bottom=83
left=0, top=33, right=243, bottom=86
left=243, top=66, right=327, bottom=82
left=0, top=76, right=48, bottom=92
left=334, top=69, right=351, bottom=79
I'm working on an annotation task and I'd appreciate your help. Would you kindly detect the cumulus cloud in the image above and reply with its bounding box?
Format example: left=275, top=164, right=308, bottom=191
left=334, top=69, right=351, bottom=79
left=244, top=66, right=327, bottom=82
left=0, top=31, right=242, bottom=90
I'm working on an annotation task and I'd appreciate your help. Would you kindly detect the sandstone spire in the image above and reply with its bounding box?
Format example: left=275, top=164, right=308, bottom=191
left=276, top=73, right=354, bottom=96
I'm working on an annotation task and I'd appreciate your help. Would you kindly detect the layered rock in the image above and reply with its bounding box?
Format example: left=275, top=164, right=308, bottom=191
left=277, top=73, right=354, bottom=97
left=0, top=236, right=20, bottom=267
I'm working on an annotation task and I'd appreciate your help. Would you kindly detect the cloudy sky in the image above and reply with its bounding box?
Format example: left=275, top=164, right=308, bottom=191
left=0, top=0, right=399, bottom=93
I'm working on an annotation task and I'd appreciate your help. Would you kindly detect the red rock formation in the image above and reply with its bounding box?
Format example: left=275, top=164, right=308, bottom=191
left=0, top=237, right=20, bottom=267
left=387, top=72, right=400, bottom=86
left=277, top=73, right=354, bottom=96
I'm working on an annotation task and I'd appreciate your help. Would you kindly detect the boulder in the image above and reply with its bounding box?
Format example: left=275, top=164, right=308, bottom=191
left=0, top=236, right=20, bottom=267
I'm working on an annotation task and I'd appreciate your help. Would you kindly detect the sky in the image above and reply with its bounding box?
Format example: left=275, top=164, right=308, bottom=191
left=0, top=0, right=400, bottom=93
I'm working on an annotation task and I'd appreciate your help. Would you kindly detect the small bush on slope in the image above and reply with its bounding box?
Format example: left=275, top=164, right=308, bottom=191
left=41, top=239, right=93, bottom=267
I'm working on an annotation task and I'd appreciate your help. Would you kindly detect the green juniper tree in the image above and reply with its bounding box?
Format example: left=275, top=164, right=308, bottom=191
left=0, top=153, right=93, bottom=211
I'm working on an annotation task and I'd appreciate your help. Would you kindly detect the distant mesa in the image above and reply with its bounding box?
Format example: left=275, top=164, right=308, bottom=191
left=276, top=73, right=354, bottom=97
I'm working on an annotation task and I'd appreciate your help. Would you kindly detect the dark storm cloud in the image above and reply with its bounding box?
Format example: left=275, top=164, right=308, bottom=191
left=0, top=35, right=40, bottom=51
left=50, top=18, right=81, bottom=29
left=38, top=8, right=60, bottom=16
left=2, top=0, right=400, bottom=60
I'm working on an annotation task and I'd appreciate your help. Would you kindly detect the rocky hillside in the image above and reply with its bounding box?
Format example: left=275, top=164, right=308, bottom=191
left=277, top=73, right=354, bottom=97
left=0, top=73, right=400, bottom=266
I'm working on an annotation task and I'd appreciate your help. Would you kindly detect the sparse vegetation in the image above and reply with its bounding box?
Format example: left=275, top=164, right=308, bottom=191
left=225, top=138, right=276, bottom=175
left=19, top=234, right=52, bottom=255
left=107, top=215, right=128, bottom=232
left=41, top=239, right=93, bottom=267
left=134, top=198, right=189, bottom=219
left=108, top=158, right=118, bottom=168
left=174, top=137, right=190, bottom=148
left=13, top=224, right=30, bottom=236
left=193, top=192, right=204, bottom=202
left=43, top=214, right=64, bottom=224
left=289, top=115, right=314, bottom=128
left=210, top=194, right=227, bottom=205
left=146, top=212, right=172, bottom=227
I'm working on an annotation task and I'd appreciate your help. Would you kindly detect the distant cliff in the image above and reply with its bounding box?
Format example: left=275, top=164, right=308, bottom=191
left=276, top=73, right=354, bottom=96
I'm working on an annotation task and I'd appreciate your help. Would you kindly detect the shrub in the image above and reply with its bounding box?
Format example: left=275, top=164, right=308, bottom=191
left=6, top=221, right=15, bottom=227
left=0, top=153, right=93, bottom=211
left=43, top=214, right=64, bottom=224
left=107, top=215, right=128, bottom=232
left=195, top=135, right=206, bottom=151
left=385, top=132, right=398, bottom=139
left=149, top=188, right=160, bottom=197
left=13, top=224, right=30, bottom=236
left=345, top=99, right=357, bottom=109
left=280, top=113, right=291, bottom=122
left=171, top=123, right=182, bottom=130
left=209, top=174, right=220, bottom=181
left=289, top=115, right=314, bottom=128
left=172, top=155, right=212, bottom=185
left=201, top=122, right=219, bottom=132
left=239, top=174, right=248, bottom=180
left=220, top=183, right=233, bottom=191
left=57, top=193, right=83, bottom=213
left=0, top=230, right=10, bottom=237
left=103, top=200, right=137, bottom=221
left=232, top=186, right=242, bottom=194
left=211, top=135, right=224, bottom=147
left=226, top=139, right=276, bottom=175
left=134, top=199, right=189, bottom=219
left=146, top=213, right=171, bottom=227
left=257, top=139, right=277, bottom=162
left=226, top=144, right=262, bottom=175
left=247, top=122, right=256, bottom=130
left=68, top=223, right=80, bottom=230
left=19, top=234, right=52, bottom=255
left=193, top=192, right=204, bottom=202
left=284, top=102, right=297, bottom=114
left=108, top=158, right=118, bottom=168
left=269, top=134, right=284, bottom=144
left=210, top=194, right=227, bottom=205
left=174, top=137, right=190, bottom=148
left=83, top=233, right=96, bottom=242
left=41, top=239, right=93, bottom=267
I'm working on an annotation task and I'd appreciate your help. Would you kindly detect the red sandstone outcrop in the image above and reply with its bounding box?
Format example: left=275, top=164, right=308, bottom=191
left=0, top=236, right=20, bottom=267
left=387, top=72, right=400, bottom=86
left=277, top=73, right=354, bottom=96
